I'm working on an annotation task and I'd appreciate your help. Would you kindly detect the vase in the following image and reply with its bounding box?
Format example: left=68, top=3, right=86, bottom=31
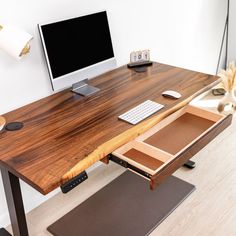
left=217, top=89, right=236, bottom=113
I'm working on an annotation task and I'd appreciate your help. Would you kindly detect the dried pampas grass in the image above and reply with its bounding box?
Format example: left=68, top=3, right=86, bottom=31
left=218, top=61, right=236, bottom=92
left=217, top=62, right=236, bottom=113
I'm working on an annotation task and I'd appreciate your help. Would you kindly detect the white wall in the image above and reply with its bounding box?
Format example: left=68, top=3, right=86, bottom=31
left=0, top=0, right=227, bottom=227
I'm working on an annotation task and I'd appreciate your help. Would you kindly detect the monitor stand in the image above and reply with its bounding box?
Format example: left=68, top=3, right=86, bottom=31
left=71, top=79, right=100, bottom=96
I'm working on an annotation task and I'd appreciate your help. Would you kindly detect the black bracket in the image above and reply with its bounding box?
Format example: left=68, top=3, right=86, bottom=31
left=183, top=160, right=196, bottom=169
left=109, top=154, right=151, bottom=179
left=60, top=171, right=88, bottom=194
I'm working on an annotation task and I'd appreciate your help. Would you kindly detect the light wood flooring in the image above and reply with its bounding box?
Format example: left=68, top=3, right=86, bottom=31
left=6, top=94, right=236, bottom=236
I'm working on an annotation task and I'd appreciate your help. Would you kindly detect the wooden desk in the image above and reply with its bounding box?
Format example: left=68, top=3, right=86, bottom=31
left=0, top=62, right=222, bottom=236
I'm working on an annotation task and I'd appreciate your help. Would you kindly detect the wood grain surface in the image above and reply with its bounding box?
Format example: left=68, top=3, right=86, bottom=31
left=0, top=116, right=6, bottom=132
left=0, top=62, right=220, bottom=194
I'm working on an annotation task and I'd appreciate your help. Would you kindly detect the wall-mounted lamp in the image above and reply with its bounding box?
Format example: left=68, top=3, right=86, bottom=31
left=0, top=24, right=33, bottom=59
left=0, top=24, right=33, bottom=131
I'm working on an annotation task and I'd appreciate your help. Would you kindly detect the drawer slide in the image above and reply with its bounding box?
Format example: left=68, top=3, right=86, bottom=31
left=110, top=154, right=151, bottom=179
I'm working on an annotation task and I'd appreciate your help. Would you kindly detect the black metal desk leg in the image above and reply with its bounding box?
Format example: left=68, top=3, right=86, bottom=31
left=1, top=168, right=29, bottom=236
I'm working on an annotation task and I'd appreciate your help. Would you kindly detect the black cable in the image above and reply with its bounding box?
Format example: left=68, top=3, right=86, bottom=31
left=213, top=0, right=230, bottom=96
left=225, top=0, right=230, bottom=69
left=215, top=0, right=230, bottom=75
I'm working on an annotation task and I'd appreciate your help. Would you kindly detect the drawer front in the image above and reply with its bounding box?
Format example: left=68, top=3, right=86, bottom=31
left=150, top=114, right=232, bottom=189
left=112, top=105, right=232, bottom=190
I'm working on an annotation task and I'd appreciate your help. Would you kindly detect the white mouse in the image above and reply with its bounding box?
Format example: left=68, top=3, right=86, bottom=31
left=162, top=90, right=182, bottom=99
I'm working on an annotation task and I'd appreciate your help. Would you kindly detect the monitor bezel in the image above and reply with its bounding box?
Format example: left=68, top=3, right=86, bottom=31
left=38, top=10, right=116, bottom=91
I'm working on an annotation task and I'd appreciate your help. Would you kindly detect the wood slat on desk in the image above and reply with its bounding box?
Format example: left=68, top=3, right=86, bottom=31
left=0, top=63, right=219, bottom=194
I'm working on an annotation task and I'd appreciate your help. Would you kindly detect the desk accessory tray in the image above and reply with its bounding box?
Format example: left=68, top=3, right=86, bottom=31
left=112, top=105, right=232, bottom=189
left=127, top=60, right=153, bottom=68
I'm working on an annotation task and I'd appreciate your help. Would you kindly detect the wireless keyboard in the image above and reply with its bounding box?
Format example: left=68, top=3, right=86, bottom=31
left=118, top=100, right=164, bottom=125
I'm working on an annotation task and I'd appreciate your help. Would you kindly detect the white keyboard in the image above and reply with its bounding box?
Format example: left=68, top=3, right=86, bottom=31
left=118, top=100, right=164, bottom=125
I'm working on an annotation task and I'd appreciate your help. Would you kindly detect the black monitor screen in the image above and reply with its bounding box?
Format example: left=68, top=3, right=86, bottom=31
left=40, top=11, right=114, bottom=78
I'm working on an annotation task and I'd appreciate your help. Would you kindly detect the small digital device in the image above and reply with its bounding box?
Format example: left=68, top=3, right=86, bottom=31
left=118, top=100, right=164, bottom=125
left=130, top=50, right=150, bottom=63
left=38, top=11, right=116, bottom=95
left=128, top=49, right=152, bottom=72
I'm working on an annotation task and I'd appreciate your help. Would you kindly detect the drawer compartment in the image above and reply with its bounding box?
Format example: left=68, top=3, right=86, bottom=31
left=112, top=105, right=232, bottom=189
left=124, top=149, right=164, bottom=171
left=144, top=112, right=215, bottom=155
left=113, top=140, right=172, bottom=176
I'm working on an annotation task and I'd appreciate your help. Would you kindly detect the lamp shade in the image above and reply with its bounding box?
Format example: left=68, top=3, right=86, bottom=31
left=0, top=24, right=33, bottom=59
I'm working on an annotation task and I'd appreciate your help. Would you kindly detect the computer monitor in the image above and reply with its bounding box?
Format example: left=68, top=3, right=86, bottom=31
left=38, top=11, right=116, bottom=95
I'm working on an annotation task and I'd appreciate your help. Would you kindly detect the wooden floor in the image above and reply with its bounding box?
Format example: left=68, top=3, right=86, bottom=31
left=6, top=94, right=236, bottom=236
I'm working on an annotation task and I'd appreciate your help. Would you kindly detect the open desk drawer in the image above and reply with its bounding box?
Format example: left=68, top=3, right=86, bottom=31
left=112, top=105, right=232, bottom=190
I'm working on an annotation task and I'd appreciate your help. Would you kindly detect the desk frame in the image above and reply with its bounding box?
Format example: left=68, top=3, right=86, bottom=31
left=1, top=168, right=28, bottom=236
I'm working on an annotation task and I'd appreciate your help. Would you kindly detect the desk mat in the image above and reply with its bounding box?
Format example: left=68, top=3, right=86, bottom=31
left=48, top=171, right=195, bottom=236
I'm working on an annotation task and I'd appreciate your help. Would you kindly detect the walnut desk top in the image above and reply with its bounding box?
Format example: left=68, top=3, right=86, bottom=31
left=0, top=63, right=219, bottom=194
